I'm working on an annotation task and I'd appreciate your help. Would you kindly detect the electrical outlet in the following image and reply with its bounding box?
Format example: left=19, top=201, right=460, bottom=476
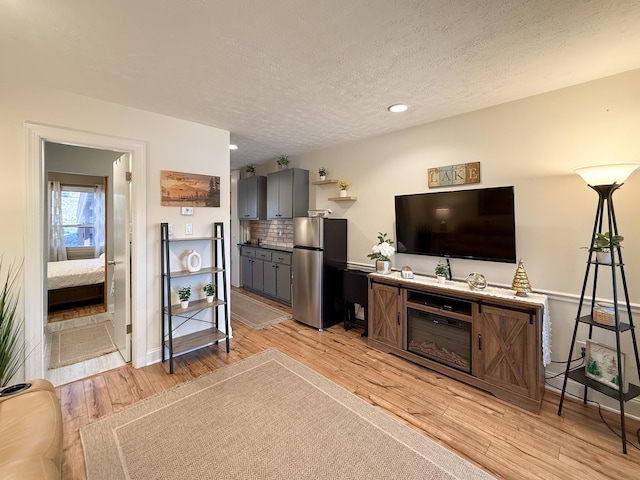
left=575, top=340, right=586, bottom=359
left=168, top=224, right=173, bottom=235
left=185, top=223, right=193, bottom=235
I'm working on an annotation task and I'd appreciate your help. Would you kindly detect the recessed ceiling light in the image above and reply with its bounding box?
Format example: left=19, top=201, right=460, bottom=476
left=229, top=144, right=238, bottom=150
left=387, top=104, right=409, bottom=113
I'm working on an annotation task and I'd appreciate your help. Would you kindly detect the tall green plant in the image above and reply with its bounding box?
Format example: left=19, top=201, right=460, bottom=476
left=0, top=259, right=26, bottom=387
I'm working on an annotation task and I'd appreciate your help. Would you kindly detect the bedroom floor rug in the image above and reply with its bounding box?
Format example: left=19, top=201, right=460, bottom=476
left=230, top=290, right=291, bottom=329
left=81, top=349, right=495, bottom=480
left=49, top=320, right=117, bottom=369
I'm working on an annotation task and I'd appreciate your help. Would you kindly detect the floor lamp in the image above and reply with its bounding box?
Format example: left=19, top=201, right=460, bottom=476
left=557, top=162, right=640, bottom=453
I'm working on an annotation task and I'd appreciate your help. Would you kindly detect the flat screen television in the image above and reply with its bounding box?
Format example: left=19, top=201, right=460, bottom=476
left=395, top=186, right=516, bottom=263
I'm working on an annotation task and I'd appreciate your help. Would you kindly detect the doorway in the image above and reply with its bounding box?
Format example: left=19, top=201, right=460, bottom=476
left=24, top=124, right=148, bottom=382
left=44, top=143, right=130, bottom=385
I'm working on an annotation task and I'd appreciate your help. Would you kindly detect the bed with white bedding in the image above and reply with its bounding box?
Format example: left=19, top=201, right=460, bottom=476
left=47, top=257, right=105, bottom=311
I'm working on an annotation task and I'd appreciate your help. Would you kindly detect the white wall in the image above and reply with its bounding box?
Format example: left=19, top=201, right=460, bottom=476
left=294, top=69, right=640, bottom=415
left=0, top=81, right=231, bottom=369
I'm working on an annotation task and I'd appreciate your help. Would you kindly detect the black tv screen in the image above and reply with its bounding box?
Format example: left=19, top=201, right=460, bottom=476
left=395, top=186, right=516, bottom=263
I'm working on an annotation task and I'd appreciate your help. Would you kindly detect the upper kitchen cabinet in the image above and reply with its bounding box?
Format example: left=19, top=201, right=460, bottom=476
left=238, top=176, right=267, bottom=220
left=267, top=168, right=309, bottom=219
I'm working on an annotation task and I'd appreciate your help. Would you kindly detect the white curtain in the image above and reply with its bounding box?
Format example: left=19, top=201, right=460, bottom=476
left=93, top=185, right=105, bottom=258
left=48, top=181, right=67, bottom=261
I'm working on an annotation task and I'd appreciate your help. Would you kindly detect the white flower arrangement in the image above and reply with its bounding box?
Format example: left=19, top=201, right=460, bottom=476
left=367, top=232, right=395, bottom=261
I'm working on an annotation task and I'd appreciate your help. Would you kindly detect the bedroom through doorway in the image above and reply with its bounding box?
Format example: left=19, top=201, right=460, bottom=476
left=43, top=142, right=129, bottom=386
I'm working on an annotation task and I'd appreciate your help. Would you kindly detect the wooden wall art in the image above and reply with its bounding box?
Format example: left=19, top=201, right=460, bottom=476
left=428, top=162, right=480, bottom=188
left=161, top=170, right=220, bottom=207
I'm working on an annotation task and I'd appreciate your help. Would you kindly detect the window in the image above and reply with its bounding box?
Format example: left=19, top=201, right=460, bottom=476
left=61, top=186, right=98, bottom=247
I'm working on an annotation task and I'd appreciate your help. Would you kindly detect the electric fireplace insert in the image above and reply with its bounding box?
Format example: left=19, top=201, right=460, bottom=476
left=407, top=307, right=472, bottom=373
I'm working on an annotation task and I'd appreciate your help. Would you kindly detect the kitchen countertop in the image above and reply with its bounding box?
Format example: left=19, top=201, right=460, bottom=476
left=238, top=243, right=293, bottom=253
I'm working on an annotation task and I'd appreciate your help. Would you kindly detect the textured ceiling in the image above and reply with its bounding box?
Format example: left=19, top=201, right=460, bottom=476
left=2, top=1, right=640, bottom=168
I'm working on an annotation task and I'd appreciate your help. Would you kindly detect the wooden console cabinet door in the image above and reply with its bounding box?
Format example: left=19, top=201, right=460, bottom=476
left=477, top=305, right=538, bottom=399
left=368, top=282, right=401, bottom=349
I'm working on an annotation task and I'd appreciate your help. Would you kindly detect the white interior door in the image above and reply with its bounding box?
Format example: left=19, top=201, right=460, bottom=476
left=111, top=154, right=131, bottom=362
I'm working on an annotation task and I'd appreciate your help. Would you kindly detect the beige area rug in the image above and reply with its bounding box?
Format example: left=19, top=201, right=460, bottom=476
left=49, top=320, right=117, bottom=369
left=230, top=290, right=291, bottom=329
left=81, top=349, right=495, bottom=480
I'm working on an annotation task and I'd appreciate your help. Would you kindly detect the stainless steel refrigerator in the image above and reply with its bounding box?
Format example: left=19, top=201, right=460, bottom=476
left=292, top=217, right=347, bottom=330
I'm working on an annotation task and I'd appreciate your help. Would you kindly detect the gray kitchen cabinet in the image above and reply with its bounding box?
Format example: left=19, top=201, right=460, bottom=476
left=241, top=245, right=292, bottom=305
left=241, top=247, right=264, bottom=291
left=267, top=168, right=309, bottom=219
left=237, top=176, right=267, bottom=220
left=263, top=252, right=292, bottom=303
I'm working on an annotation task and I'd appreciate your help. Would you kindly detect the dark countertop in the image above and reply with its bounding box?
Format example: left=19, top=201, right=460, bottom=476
left=238, top=243, right=293, bottom=253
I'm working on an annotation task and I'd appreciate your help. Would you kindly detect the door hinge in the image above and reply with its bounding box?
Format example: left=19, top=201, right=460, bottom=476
left=126, top=171, right=132, bottom=182
left=126, top=324, right=132, bottom=334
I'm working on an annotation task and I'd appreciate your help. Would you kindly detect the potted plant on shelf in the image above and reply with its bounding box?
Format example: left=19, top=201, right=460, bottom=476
left=367, top=232, right=395, bottom=274
left=584, top=231, right=623, bottom=264
left=435, top=262, right=449, bottom=284
left=276, top=155, right=290, bottom=170
left=178, top=286, right=191, bottom=309
left=338, top=179, right=350, bottom=197
left=203, top=283, right=215, bottom=303
left=245, top=165, right=255, bottom=177
left=318, top=167, right=327, bottom=181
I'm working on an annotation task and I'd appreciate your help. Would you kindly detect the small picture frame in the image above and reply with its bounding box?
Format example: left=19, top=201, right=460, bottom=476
left=585, top=340, right=627, bottom=393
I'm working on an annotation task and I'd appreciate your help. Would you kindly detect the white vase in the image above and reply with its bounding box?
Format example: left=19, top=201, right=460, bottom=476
left=180, top=300, right=189, bottom=309
left=596, top=251, right=612, bottom=264
left=437, top=275, right=446, bottom=284
left=206, top=295, right=214, bottom=303
left=320, top=175, right=326, bottom=181
left=340, top=190, right=347, bottom=197
left=187, top=250, right=202, bottom=272
left=376, top=259, right=391, bottom=274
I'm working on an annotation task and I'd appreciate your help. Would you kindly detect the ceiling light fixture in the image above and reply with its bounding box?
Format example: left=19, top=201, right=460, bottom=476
left=387, top=104, right=409, bottom=113
left=229, top=144, right=238, bottom=150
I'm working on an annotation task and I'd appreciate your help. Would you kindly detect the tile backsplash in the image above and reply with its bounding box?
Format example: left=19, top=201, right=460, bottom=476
left=248, top=219, right=294, bottom=248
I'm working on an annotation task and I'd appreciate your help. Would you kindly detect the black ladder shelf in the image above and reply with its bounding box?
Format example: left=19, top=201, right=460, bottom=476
left=557, top=183, right=640, bottom=454
left=160, top=222, right=230, bottom=374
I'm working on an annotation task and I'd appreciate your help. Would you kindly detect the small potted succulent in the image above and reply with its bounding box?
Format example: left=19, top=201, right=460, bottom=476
left=276, top=155, right=290, bottom=170
left=435, top=262, right=449, bottom=284
left=203, top=282, right=215, bottom=303
left=584, top=231, right=623, bottom=264
left=338, top=179, right=350, bottom=197
left=245, top=165, right=255, bottom=177
left=318, top=167, right=327, bottom=181
left=178, top=286, right=191, bottom=309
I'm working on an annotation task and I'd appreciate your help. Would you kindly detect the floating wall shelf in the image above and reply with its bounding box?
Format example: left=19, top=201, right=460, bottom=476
left=312, top=179, right=339, bottom=185
left=328, top=196, right=357, bottom=201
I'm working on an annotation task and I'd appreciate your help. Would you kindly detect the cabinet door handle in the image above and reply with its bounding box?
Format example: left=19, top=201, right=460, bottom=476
left=397, top=311, right=400, bottom=325
left=478, top=333, right=482, bottom=351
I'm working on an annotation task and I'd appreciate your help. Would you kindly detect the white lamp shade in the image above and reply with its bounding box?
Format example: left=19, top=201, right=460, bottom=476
left=574, top=163, right=640, bottom=186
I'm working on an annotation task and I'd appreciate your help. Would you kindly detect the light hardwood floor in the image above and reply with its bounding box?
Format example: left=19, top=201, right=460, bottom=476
left=56, top=288, right=640, bottom=480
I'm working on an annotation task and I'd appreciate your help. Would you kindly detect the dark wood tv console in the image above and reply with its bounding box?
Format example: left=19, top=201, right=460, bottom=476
left=367, top=272, right=548, bottom=413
